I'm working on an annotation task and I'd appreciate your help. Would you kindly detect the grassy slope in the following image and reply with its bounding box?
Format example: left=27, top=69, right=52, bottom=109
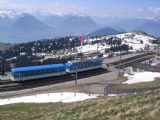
left=0, top=90, right=160, bottom=120
left=0, top=44, right=11, bottom=51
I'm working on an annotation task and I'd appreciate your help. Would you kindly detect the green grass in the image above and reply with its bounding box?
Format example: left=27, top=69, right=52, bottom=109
left=114, top=78, right=160, bottom=89
left=0, top=90, right=160, bottom=120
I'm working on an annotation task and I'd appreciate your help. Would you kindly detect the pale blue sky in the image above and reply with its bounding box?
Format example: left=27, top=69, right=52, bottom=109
left=0, top=0, right=160, bottom=18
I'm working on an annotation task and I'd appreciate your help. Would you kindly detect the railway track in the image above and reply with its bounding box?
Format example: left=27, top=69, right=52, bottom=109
left=107, top=52, right=155, bottom=66
left=114, top=54, right=155, bottom=69
left=0, top=80, right=14, bottom=85
left=106, top=52, right=155, bottom=68
left=0, top=68, right=108, bottom=92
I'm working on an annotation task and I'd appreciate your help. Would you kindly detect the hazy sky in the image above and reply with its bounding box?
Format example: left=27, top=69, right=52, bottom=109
left=0, top=0, right=160, bottom=18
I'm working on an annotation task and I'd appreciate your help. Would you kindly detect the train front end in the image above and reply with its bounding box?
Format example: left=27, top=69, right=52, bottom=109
left=65, top=58, right=103, bottom=73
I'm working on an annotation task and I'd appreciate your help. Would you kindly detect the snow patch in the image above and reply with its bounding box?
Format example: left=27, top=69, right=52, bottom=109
left=107, top=94, right=117, bottom=96
left=123, top=72, right=160, bottom=84
left=0, top=92, right=97, bottom=106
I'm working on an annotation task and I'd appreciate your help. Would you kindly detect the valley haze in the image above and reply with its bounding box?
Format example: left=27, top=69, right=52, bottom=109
left=0, top=0, right=159, bottom=43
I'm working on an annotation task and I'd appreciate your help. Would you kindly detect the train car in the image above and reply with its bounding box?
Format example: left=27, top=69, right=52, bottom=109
left=65, top=58, right=102, bottom=73
left=11, top=64, right=66, bottom=81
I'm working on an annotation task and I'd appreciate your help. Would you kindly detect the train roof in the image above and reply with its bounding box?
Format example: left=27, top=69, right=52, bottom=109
left=11, top=64, right=65, bottom=73
left=66, top=58, right=102, bottom=64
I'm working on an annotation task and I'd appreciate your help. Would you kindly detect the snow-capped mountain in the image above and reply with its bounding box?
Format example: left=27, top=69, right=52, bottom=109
left=0, top=10, right=99, bottom=43
left=0, top=11, right=55, bottom=43
left=0, top=10, right=18, bottom=19
left=13, top=13, right=51, bottom=31
left=0, top=9, right=159, bottom=43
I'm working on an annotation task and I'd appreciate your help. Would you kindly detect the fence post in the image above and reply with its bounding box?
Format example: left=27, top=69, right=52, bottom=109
left=134, top=88, right=136, bottom=94
left=117, top=89, right=119, bottom=94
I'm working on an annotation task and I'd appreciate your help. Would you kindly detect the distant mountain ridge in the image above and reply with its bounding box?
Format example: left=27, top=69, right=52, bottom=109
left=0, top=10, right=160, bottom=43
left=36, top=14, right=98, bottom=36
left=0, top=12, right=98, bottom=43
left=91, top=16, right=160, bottom=37
left=0, top=13, right=56, bottom=43
left=90, top=27, right=122, bottom=37
left=99, top=17, right=160, bottom=37
left=134, top=19, right=160, bottom=37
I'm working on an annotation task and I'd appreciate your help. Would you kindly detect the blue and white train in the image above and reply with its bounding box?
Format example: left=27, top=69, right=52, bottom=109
left=65, top=58, right=102, bottom=73
left=11, top=58, right=103, bottom=81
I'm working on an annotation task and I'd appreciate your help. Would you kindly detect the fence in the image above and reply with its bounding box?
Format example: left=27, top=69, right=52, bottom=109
left=104, top=84, right=160, bottom=95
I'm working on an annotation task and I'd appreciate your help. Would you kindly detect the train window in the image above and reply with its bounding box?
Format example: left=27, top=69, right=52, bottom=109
left=61, top=67, right=65, bottom=71
left=32, top=71, right=36, bottom=75
left=50, top=69, right=55, bottom=73
left=37, top=70, right=41, bottom=74
left=80, top=63, right=83, bottom=68
left=92, top=62, right=94, bottom=66
left=45, top=69, right=49, bottom=74
left=48, top=69, right=51, bottom=73
left=14, top=73, right=18, bottom=77
left=28, top=71, right=31, bottom=76
left=47, top=69, right=51, bottom=73
left=49, top=69, right=52, bottom=73
left=88, top=62, right=90, bottom=66
left=15, top=73, right=18, bottom=77
left=36, top=70, right=40, bottom=75
left=29, top=71, right=33, bottom=75
left=62, top=67, right=65, bottom=71
left=41, top=70, right=44, bottom=74
left=85, top=63, right=88, bottom=67
left=31, top=71, right=35, bottom=76
left=14, top=73, right=17, bottom=77
left=48, top=69, right=52, bottom=73
left=21, top=72, right=24, bottom=77
left=83, top=63, right=85, bottom=67
left=17, top=73, right=20, bottom=77
left=33, top=70, right=37, bottom=75
left=23, top=72, right=27, bottom=77
left=26, top=72, right=29, bottom=76
left=43, top=69, right=48, bottom=74
left=57, top=68, right=61, bottom=72
left=41, top=69, right=46, bottom=74
left=18, top=73, right=21, bottom=77
left=30, top=71, right=34, bottom=75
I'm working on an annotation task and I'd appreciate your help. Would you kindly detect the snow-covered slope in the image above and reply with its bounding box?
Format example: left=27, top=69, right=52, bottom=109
left=77, top=32, right=156, bottom=54
left=115, top=32, right=156, bottom=51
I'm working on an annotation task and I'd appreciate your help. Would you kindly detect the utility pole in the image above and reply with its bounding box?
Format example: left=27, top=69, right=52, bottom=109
left=118, top=38, right=122, bottom=79
left=0, top=56, right=3, bottom=76
left=97, top=42, right=98, bottom=58
left=118, top=50, right=122, bottom=78
left=75, top=65, right=78, bottom=96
